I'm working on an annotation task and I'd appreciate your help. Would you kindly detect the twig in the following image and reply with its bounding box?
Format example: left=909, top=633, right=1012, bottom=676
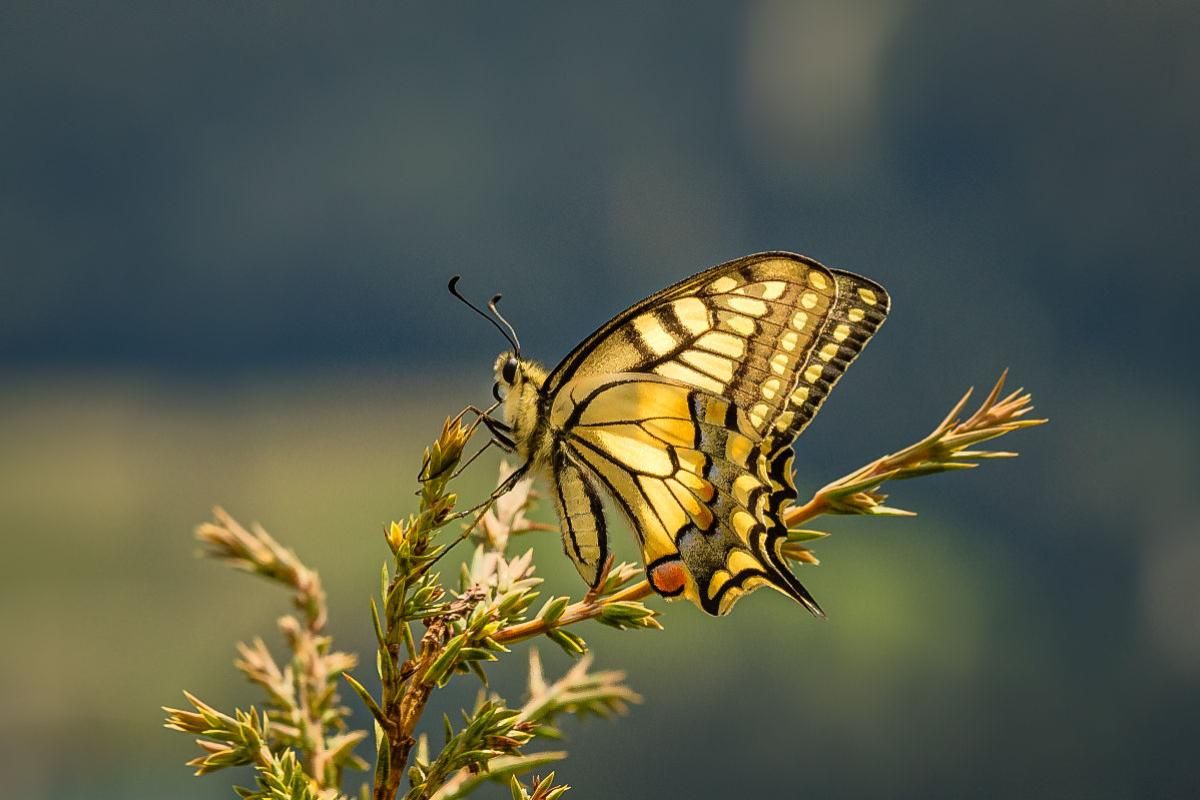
left=783, top=369, right=1046, bottom=523
left=493, top=581, right=654, bottom=645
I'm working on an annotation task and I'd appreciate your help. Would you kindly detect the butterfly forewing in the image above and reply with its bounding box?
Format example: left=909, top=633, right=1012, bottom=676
left=545, top=254, right=842, bottom=441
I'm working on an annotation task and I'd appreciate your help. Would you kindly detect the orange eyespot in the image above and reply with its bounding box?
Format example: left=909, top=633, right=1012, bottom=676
left=647, top=558, right=687, bottom=597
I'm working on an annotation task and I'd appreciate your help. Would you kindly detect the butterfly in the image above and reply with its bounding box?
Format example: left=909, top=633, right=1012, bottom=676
left=452, top=252, right=889, bottom=616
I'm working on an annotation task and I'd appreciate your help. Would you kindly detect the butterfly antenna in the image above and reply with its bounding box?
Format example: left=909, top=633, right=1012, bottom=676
left=448, top=275, right=520, bottom=353
left=487, top=293, right=522, bottom=355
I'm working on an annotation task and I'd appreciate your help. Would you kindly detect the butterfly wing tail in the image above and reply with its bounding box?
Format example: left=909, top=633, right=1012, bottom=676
left=755, top=538, right=826, bottom=618
left=751, top=447, right=826, bottom=618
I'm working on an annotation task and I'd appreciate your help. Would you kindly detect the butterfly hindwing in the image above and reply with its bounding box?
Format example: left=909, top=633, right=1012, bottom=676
left=549, top=375, right=823, bottom=615
left=675, top=391, right=824, bottom=616
left=551, top=375, right=702, bottom=568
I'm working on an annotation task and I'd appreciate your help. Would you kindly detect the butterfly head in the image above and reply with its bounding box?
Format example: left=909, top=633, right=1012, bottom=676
left=446, top=276, right=554, bottom=458
left=493, top=350, right=549, bottom=456
left=491, top=350, right=548, bottom=394
left=491, top=350, right=524, bottom=401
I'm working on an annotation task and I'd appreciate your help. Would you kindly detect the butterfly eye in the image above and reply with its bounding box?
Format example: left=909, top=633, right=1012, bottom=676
left=501, top=356, right=519, bottom=384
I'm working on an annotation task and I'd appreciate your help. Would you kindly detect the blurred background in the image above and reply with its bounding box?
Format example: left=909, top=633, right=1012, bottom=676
left=3, top=2, right=1198, bottom=798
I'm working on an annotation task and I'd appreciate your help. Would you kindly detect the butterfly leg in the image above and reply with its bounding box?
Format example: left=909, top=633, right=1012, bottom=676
left=446, top=417, right=516, bottom=482
left=454, top=402, right=517, bottom=451
left=420, top=403, right=511, bottom=483
left=478, top=417, right=515, bottom=451
left=449, top=437, right=500, bottom=479
left=442, top=461, right=532, bottom=523
left=451, top=401, right=500, bottom=433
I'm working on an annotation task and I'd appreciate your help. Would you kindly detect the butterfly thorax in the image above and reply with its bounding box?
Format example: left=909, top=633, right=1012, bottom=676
left=494, top=352, right=554, bottom=465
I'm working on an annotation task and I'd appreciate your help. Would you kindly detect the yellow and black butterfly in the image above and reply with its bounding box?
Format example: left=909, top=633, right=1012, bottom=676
left=452, top=252, right=888, bottom=616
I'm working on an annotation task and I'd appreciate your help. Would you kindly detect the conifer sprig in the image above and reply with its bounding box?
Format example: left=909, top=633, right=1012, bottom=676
left=783, top=369, right=1046, bottom=525
left=176, top=510, right=364, bottom=792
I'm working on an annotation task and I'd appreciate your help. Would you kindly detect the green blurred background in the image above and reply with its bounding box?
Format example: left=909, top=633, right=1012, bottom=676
left=3, top=2, right=1198, bottom=798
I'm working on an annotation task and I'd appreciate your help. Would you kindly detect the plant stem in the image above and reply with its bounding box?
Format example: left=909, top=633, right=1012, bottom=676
left=377, top=618, right=446, bottom=800
left=494, top=582, right=653, bottom=645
